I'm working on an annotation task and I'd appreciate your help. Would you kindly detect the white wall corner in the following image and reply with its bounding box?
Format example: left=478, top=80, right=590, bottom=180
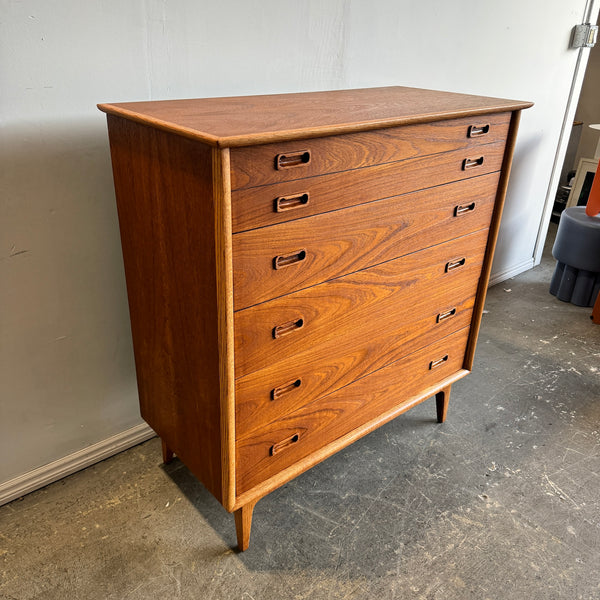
left=489, top=257, right=536, bottom=288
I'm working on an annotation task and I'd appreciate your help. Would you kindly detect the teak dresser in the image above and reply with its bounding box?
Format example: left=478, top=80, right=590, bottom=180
left=98, top=87, right=531, bottom=550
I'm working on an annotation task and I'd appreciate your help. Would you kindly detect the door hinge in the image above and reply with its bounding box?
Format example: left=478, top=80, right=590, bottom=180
left=571, top=23, right=598, bottom=48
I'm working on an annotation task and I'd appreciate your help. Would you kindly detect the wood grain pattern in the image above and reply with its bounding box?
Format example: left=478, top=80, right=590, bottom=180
left=233, top=369, right=470, bottom=510
left=230, top=113, right=510, bottom=189
left=233, top=173, right=499, bottom=309
left=98, top=86, right=532, bottom=148
left=101, top=88, right=530, bottom=550
left=231, top=141, right=506, bottom=233
left=235, top=290, right=476, bottom=437
left=234, top=500, right=256, bottom=551
left=236, top=327, right=470, bottom=494
left=212, top=147, right=236, bottom=511
left=234, top=229, right=489, bottom=379
left=106, top=115, right=223, bottom=502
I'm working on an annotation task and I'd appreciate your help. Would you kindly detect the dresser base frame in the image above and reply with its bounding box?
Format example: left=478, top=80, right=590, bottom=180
left=229, top=372, right=466, bottom=550
left=159, top=376, right=462, bottom=550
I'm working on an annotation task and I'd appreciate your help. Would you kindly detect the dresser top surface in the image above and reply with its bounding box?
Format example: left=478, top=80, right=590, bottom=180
left=98, top=86, right=532, bottom=148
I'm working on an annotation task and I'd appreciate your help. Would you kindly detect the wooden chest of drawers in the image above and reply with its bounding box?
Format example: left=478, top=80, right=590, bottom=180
left=98, top=86, right=531, bottom=550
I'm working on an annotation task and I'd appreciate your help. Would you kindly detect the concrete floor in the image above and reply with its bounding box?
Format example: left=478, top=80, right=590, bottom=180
left=1, top=224, right=599, bottom=600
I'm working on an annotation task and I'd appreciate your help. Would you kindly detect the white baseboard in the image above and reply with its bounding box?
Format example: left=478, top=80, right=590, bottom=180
left=0, top=423, right=156, bottom=507
left=488, top=257, right=535, bottom=287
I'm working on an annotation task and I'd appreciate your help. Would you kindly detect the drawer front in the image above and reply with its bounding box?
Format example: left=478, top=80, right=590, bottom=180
left=231, top=141, right=506, bottom=232
left=234, top=228, right=489, bottom=379
left=230, top=112, right=510, bottom=190
left=236, top=289, right=476, bottom=437
left=236, top=327, right=470, bottom=494
left=233, top=173, right=499, bottom=310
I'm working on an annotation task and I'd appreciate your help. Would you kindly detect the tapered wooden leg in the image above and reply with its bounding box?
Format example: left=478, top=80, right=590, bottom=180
left=234, top=501, right=256, bottom=551
left=161, top=440, right=174, bottom=465
left=592, top=292, right=600, bottom=324
left=435, top=386, right=451, bottom=423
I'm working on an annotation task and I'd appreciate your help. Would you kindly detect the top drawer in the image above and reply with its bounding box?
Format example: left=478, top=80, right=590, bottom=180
left=229, top=112, right=511, bottom=190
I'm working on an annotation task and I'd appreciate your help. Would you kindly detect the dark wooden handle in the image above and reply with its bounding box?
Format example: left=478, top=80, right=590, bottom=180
left=273, top=249, right=307, bottom=270
left=274, top=192, right=310, bottom=213
left=429, top=355, right=449, bottom=370
left=436, top=308, right=457, bottom=323
left=270, top=433, right=300, bottom=456
left=462, top=157, right=484, bottom=170
left=454, top=202, right=476, bottom=216
left=445, top=257, right=466, bottom=272
left=468, top=124, right=490, bottom=137
left=275, top=150, right=311, bottom=170
left=271, top=378, right=302, bottom=401
left=272, top=317, right=304, bottom=339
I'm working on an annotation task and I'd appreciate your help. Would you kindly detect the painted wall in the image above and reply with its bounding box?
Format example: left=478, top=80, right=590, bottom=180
left=0, top=0, right=590, bottom=496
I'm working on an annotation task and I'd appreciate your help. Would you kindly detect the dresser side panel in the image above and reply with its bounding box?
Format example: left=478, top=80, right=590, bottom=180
left=106, top=115, right=223, bottom=501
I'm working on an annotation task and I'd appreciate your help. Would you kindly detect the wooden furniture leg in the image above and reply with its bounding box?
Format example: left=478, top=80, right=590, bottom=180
left=435, top=386, right=451, bottom=423
left=234, top=501, right=257, bottom=551
left=593, top=291, right=600, bottom=324
left=161, top=440, right=174, bottom=465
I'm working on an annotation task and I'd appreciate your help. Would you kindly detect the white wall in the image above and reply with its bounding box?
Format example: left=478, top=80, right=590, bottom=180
left=0, top=0, right=591, bottom=499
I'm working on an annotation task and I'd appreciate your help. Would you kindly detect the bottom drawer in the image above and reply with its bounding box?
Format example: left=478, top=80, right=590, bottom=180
left=236, top=327, right=470, bottom=494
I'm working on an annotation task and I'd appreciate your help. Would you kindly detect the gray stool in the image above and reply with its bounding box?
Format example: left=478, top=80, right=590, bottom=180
left=550, top=207, right=600, bottom=307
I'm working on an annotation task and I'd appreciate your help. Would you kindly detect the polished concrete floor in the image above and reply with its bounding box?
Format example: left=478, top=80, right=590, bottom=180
left=2, top=225, right=599, bottom=600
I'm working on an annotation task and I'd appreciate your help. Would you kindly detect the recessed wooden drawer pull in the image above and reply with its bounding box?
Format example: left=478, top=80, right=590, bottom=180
left=270, top=433, right=300, bottom=456
left=274, top=192, right=310, bottom=213
left=468, top=123, right=490, bottom=137
left=445, top=257, right=466, bottom=272
left=275, top=150, right=311, bottom=170
left=436, top=308, right=457, bottom=323
left=462, top=156, right=484, bottom=170
left=272, top=317, right=304, bottom=339
left=271, top=378, right=302, bottom=401
left=429, top=355, right=449, bottom=370
left=273, top=249, right=307, bottom=270
left=454, top=202, right=476, bottom=216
